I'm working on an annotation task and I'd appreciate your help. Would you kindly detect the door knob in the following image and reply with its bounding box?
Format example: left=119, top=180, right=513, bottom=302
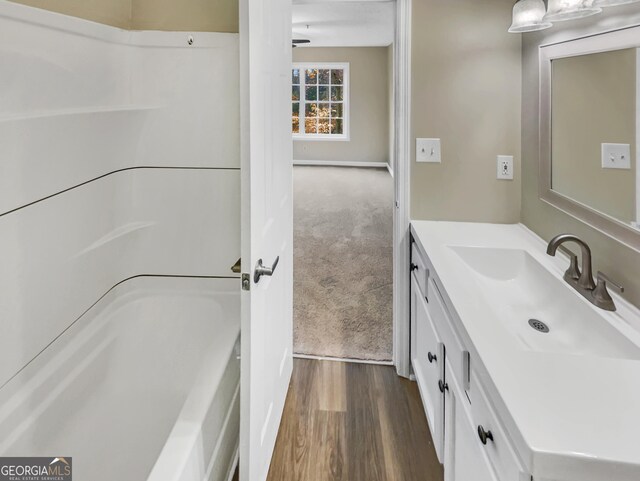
left=428, top=352, right=437, bottom=363
left=254, top=256, right=280, bottom=283
left=438, top=380, right=448, bottom=393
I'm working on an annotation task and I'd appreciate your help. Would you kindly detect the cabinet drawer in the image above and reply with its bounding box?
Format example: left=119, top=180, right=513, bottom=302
left=411, top=242, right=429, bottom=298
left=426, top=277, right=468, bottom=392
left=469, top=376, right=524, bottom=481
left=412, top=281, right=445, bottom=462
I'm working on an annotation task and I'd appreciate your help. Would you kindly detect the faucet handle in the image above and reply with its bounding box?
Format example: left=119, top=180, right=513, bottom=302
left=593, top=272, right=624, bottom=312
left=558, top=245, right=580, bottom=281
left=596, top=271, right=624, bottom=293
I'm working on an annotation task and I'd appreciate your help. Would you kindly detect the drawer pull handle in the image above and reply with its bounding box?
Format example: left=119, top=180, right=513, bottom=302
left=477, top=425, right=494, bottom=445
left=438, top=380, right=449, bottom=393
left=428, top=352, right=437, bottom=363
left=411, top=263, right=419, bottom=272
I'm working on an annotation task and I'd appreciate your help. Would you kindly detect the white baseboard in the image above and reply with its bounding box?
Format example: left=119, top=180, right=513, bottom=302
left=293, top=353, right=394, bottom=366
left=293, top=160, right=389, bottom=168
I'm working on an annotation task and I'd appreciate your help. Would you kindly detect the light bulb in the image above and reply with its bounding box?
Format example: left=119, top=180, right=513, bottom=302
left=509, top=0, right=553, bottom=32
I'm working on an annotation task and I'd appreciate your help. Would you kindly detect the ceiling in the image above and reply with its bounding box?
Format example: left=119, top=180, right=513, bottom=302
left=292, top=1, right=395, bottom=48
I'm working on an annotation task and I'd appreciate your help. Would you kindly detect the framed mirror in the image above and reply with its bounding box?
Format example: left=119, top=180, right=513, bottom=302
left=540, top=25, right=640, bottom=252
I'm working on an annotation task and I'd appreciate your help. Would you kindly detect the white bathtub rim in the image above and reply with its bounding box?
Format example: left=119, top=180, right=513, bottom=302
left=0, top=275, right=239, bottom=449
left=147, top=382, right=240, bottom=481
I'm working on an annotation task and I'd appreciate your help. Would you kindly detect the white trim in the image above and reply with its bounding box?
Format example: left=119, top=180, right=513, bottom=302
left=292, top=62, right=350, bottom=141
left=386, top=162, right=394, bottom=178
left=392, top=0, right=412, bottom=379
left=293, top=353, right=394, bottom=366
left=636, top=48, right=640, bottom=227
left=293, top=160, right=388, bottom=168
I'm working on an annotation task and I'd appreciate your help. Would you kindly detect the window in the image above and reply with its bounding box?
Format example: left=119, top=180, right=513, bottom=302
left=292, top=63, right=349, bottom=140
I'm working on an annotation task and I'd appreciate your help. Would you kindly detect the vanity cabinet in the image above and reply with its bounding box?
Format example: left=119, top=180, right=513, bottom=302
left=410, top=238, right=526, bottom=481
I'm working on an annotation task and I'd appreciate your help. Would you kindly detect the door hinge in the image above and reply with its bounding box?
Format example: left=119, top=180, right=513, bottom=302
left=242, top=273, right=251, bottom=291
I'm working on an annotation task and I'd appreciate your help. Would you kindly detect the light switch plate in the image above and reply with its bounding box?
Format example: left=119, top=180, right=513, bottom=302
left=497, top=155, right=514, bottom=180
left=416, top=138, right=441, bottom=163
left=602, top=143, right=631, bottom=170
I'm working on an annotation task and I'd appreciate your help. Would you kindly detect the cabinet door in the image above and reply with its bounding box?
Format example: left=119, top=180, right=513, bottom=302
left=444, top=362, right=498, bottom=481
left=412, top=278, right=445, bottom=462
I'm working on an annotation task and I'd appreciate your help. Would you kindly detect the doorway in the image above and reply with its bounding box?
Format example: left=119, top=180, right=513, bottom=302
left=290, top=7, right=396, bottom=363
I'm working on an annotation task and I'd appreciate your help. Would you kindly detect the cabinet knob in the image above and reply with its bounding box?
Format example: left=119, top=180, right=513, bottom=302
left=438, top=380, right=449, bottom=393
left=477, top=425, right=494, bottom=445
left=428, top=352, right=437, bottom=363
left=411, top=263, right=419, bottom=272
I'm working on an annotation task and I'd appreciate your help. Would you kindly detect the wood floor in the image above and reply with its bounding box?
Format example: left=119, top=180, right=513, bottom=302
left=264, top=358, right=443, bottom=481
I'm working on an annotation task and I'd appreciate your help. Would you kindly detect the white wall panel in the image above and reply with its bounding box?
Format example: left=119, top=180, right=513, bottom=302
left=0, top=168, right=240, bottom=388
left=0, top=2, right=240, bottom=214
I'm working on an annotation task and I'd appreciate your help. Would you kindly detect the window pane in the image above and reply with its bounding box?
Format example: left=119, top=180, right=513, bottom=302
left=292, top=69, right=300, bottom=85
left=305, top=117, right=317, bottom=134
left=292, top=103, right=299, bottom=116
left=331, top=103, right=343, bottom=118
left=318, top=86, right=330, bottom=101
left=305, top=69, right=318, bottom=84
left=331, top=69, right=343, bottom=85
left=330, top=119, right=343, bottom=135
left=318, top=69, right=330, bottom=84
left=292, top=86, right=300, bottom=101
left=331, top=86, right=343, bottom=101
left=305, top=86, right=317, bottom=101
left=318, top=118, right=331, bottom=134
left=317, top=103, right=330, bottom=118
left=292, top=116, right=299, bottom=134
left=305, top=102, right=318, bottom=117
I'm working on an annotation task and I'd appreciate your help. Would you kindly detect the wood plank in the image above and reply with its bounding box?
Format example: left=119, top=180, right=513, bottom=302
left=317, top=361, right=347, bottom=412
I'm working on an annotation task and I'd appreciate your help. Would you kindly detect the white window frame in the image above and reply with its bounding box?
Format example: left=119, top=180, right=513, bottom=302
left=292, top=62, right=350, bottom=141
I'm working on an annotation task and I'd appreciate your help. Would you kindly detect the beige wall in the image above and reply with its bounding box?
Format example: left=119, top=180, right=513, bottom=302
left=131, top=0, right=238, bottom=33
left=522, top=5, right=640, bottom=308
left=9, top=0, right=132, bottom=29
left=9, top=0, right=239, bottom=32
left=552, top=49, right=636, bottom=223
left=293, top=47, right=391, bottom=165
left=410, top=0, right=521, bottom=222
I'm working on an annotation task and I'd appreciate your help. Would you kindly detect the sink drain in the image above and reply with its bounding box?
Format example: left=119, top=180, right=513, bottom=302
left=528, top=319, right=549, bottom=333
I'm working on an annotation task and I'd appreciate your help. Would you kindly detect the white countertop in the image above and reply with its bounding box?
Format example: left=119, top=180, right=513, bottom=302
left=410, top=221, right=640, bottom=481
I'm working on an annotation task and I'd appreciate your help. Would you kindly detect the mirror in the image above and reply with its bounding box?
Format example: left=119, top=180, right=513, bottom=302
left=540, top=26, right=640, bottom=252
left=552, top=49, right=638, bottom=229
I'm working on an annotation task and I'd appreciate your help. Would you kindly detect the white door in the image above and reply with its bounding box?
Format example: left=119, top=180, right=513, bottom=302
left=239, top=0, right=293, bottom=479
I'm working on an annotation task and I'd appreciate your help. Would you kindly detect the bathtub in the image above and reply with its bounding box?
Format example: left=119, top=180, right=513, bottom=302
left=0, top=276, right=240, bottom=481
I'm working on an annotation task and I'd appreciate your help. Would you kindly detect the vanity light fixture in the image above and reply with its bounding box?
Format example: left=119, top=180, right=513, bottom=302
left=544, top=0, right=602, bottom=22
left=509, top=0, right=553, bottom=32
left=594, top=0, right=640, bottom=6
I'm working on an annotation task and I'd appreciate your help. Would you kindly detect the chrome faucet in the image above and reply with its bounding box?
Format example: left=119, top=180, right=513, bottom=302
left=546, top=234, right=624, bottom=311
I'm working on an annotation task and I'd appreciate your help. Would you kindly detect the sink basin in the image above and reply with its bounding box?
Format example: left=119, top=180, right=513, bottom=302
left=449, top=246, right=640, bottom=360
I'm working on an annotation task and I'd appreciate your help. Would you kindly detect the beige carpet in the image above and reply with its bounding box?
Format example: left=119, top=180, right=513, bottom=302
left=293, top=166, right=393, bottom=362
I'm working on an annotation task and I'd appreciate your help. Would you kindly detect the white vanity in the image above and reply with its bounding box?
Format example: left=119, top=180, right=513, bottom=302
left=410, top=221, right=640, bottom=481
